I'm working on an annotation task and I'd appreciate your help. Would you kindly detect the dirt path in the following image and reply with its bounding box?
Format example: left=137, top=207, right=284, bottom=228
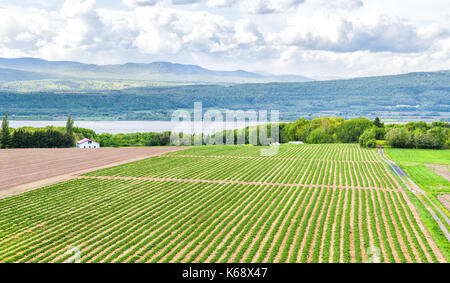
left=358, top=189, right=367, bottom=262
left=79, top=175, right=398, bottom=192
left=349, top=189, right=356, bottom=262
left=369, top=190, right=391, bottom=262
left=297, top=188, right=326, bottom=262
left=377, top=190, right=413, bottom=262
left=397, top=191, right=446, bottom=263
left=307, top=188, right=332, bottom=262
left=168, top=155, right=383, bottom=163
left=339, top=189, right=348, bottom=262
left=318, top=187, right=336, bottom=262
left=328, top=188, right=342, bottom=262
left=384, top=190, right=422, bottom=262
left=364, top=190, right=375, bottom=262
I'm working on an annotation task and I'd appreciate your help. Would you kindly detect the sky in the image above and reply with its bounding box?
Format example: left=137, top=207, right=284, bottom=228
left=0, top=0, right=449, bottom=78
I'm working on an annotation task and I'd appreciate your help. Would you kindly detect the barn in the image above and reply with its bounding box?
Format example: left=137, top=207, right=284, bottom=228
left=76, top=139, right=100, bottom=149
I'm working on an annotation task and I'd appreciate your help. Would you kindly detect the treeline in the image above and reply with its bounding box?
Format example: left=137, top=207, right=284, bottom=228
left=94, top=132, right=172, bottom=147
left=0, top=114, right=75, bottom=149
left=276, top=117, right=449, bottom=149
left=1, top=113, right=448, bottom=149
left=72, top=119, right=450, bottom=149
left=8, top=129, right=75, bottom=148
left=0, top=112, right=173, bottom=148
left=278, top=117, right=373, bottom=144
left=383, top=122, right=449, bottom=149
left=358, top=120, right=449, bottom=149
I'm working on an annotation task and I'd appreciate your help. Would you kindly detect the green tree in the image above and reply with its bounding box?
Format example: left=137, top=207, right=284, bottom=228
left=1, top=113, right=11, bottom=149
left=385, top=128, right=412, bottom=148
left=337, top=118, right=373, bottom=143
left=413, top=132, right=437, bottom=149
left=366, top=138, right=377, bottom=148
left=66, top=114, right=74, bottom=135
left=373, top=117, right=384, bottom=128
left=306, top=128, right=333, bottom=144
left=359, top=128, right=376, bottom=147
left=428, top=127, right=448, bottom=149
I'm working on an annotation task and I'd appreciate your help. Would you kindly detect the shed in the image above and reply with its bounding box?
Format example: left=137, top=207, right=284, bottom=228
left=288, top=141, right=304, bottom=145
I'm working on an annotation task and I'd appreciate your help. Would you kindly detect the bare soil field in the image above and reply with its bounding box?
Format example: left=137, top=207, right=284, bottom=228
left=438, top=195, right=450, bottom=211
left=0, top=147, right=186, bottom=197
left=426, top=164, right=450, bottom=182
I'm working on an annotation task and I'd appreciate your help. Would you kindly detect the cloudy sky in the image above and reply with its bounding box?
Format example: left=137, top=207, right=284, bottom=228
left=0, top=0, right=449, bottom=78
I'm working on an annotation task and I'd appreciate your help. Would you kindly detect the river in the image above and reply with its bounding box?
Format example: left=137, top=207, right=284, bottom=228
left=9, top=120, right=278, bottom=135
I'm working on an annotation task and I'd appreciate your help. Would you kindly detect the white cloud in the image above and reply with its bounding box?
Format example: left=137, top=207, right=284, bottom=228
left=239, top=0, right=304, bottom=14
left=113, top=6, right=267, bottom=56
left=0, top=0, right=449, bottom=77
left=123, top=0, right=304, bottom=12
left=319, top=0, right=363, bottom=11
left=270, top=13, right=444, bottom=53
left=206, top=0, right=235, bottom=8
left=123, top=0, right=158, bottom=7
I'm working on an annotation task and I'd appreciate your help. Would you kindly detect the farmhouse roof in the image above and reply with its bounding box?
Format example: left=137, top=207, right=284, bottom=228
left=77, top=138, right=96, bottom=144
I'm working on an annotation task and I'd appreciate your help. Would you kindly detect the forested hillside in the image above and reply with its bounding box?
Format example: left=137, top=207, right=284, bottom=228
left=1, top=70, right=449, bottom=121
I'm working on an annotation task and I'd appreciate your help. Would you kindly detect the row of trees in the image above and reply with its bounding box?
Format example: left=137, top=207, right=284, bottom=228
left=0, top=114, right=75, bottom=149
left=277, top=117, right=375, bottom=144
left=358, top=120, right=449, bottom=149
left=2, top=113, right=448, bottom=149
left=276, top=117, right=448, bottom=149
left=384, top=125, right=448, bottom=149
left=95, top=132, right=172, bottom=147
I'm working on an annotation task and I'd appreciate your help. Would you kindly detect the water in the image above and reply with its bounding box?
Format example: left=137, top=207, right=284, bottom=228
left=9, top=121, right=275, bottom=135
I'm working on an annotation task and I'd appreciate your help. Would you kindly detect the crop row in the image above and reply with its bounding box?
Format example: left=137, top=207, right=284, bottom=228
left=0, top=179, right=439, bottom=263
left=168, top=144, right=380, bottom=161
left=85, top=156, right=397, bottom=189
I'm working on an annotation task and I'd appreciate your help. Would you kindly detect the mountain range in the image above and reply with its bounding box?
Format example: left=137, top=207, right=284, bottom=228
left=0, top=57, right=313, bottom=84
left=0, top=57, right=448, bottom=122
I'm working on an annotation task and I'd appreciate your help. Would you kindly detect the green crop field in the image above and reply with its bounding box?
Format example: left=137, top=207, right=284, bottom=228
left=386, top=148, right=450, bottom=165
left=403, top=165, right=449, bottom=193
left=0, top=144, right=446, bottom=263
left=386, top=148, right=450, bottom=232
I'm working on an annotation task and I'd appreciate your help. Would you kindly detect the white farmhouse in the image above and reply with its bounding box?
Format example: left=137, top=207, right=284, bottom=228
left=76, top=139, right=100, bottom=149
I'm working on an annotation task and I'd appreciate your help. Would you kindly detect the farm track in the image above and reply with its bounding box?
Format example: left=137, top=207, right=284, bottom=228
left=0, top=144, right=445, bottom=263
left=168, top=155, right=383, bottom=163
left=78, top=175, right=398, bottom=192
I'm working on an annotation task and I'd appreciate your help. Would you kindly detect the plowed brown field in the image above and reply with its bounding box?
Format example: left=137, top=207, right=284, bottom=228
left=0, top=147, right=186, bottom=196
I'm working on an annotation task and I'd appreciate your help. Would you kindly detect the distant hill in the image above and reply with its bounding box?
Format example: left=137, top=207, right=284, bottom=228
left=1, top=69, right=448, bottom=122
left=0, top=67, right=55, bottom=82
left=0, top=57, right=313, bottom=84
